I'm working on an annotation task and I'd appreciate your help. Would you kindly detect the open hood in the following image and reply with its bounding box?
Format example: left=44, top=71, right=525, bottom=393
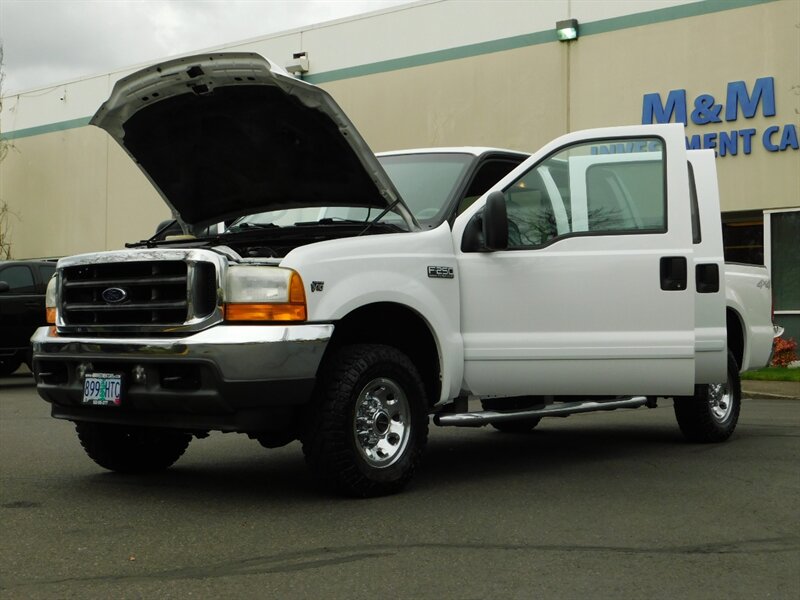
left=91, top=53, right=415, bottom=231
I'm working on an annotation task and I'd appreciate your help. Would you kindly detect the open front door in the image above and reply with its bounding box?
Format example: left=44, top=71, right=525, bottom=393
left=453, top=124, right=696, bottom=397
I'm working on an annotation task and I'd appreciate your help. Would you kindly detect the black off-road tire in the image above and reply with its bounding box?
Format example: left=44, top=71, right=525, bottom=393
left=674, top=352, right=741, bottom=443
left=481, top=398, right=542, bottom=433
left=75, top=423, right=191, bottom=473
left=0, top=357, right=22, bottom=377
left=302, top=344, right=429, bottom=497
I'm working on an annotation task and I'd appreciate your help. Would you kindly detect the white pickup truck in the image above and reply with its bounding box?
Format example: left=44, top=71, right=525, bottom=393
left=32, top=53, right=775, bottom=497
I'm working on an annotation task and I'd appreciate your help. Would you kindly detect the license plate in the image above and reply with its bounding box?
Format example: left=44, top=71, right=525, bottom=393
left=82, top=373, right=123, bottom=406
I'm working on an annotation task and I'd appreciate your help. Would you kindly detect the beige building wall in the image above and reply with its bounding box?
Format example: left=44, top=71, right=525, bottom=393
left=0, top=130, right=168, bottom=258
left=323, top=42, right=567, bottom=153
left=568, top=0, right=799, bottom=213
left=0, top=0, right=797, bottom=259
left=327, top=0, right=798, bottom=214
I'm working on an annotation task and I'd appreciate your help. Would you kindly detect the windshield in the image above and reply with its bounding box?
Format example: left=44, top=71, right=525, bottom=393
left=377, top=153, right=473, bottom=224
left=227, top=152, right=473, bottom=232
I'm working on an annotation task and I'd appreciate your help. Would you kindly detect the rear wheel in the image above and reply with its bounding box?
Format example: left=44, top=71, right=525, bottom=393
left=481, top=397, right=542, bottom=433
left=75, top=423, right=191, bottom=473
left=674, top=352, right=741, bottom=443
left=302, top=344, right=428, bottom=497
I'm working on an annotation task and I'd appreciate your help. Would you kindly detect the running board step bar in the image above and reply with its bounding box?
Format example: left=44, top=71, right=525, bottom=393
left=434, top=396, right=651, bottom=428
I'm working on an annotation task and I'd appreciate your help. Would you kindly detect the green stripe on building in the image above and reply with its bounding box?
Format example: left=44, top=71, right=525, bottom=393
left=306, top=0, right=777, bottom=83
left=0, top=116, right=92, bottom=141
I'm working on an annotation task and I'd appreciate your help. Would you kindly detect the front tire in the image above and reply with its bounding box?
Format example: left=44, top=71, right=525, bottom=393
left=302, top=344, right=429, bottom=497
left=674, top=352, right=741, bottom=443
left=75, top=423, right=191, bottom=473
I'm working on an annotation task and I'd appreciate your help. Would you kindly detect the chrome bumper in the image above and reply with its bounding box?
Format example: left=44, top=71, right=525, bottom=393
left=31, top=324, right=333, bottom=431
left=31, top=324, right=333, bottom=382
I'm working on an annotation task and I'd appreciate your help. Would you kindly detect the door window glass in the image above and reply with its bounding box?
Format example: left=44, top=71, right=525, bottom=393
left=0, top=266, right=35, bottom=293
left=503, top=138, right=666, bottom=248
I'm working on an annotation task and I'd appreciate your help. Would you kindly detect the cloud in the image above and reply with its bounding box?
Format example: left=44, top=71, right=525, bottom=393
left=0, top=0, right=412, bottom=94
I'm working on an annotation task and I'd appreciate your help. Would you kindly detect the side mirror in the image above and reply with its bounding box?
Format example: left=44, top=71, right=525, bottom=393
left=483, top=191, right=509, bottom=251
left=0, top=281, right=9, bottom=293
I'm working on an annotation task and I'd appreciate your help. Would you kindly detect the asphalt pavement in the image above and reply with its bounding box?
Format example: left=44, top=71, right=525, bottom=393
left=1, top=372, right=798, bottom=599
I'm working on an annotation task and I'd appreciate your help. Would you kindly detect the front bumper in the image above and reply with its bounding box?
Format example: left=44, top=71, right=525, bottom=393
left=32, top=324, right=333, bottom=432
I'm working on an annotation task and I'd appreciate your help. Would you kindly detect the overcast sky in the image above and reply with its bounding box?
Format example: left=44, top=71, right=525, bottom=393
left=0, top=0, right=414, bottom=95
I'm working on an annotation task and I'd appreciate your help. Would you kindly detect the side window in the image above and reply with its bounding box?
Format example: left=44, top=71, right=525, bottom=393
left=0, top=266, right=36, bottom=293
left=505, top=169, right=559, bottom=246
left=39, top=265, right=57, bottom=285
left=503, top=137, right=666, bottom=248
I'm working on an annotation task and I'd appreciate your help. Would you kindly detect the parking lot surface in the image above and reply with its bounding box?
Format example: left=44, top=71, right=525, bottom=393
left=1, top=372, right=798, bottom=599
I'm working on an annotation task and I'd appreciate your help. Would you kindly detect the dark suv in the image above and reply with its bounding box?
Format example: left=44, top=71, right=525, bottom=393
left=0, top=260, right=57, bottom=375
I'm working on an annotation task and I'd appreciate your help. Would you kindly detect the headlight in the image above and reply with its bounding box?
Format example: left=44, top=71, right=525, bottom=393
left=45, top=275, right=57, bottom=324
left=224, top=266, right=307, bottom=322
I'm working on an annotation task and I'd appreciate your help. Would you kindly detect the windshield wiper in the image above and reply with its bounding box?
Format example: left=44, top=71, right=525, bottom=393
left=358, top=199, right=403, bottom=236
left=294, top=217, right=367, bottom=226
left=126, top=219, right=179, bottom=248
left=225, top=222, right=278, bottom=232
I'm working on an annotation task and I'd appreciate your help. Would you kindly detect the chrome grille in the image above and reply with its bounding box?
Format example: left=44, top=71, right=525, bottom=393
left=61, top=260, right=216, bottom=327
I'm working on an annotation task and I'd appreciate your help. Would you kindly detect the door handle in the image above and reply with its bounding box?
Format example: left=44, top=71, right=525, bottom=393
left=696, top=263, right=720, bottom=293
left=660, top=256, right=687, bottom=291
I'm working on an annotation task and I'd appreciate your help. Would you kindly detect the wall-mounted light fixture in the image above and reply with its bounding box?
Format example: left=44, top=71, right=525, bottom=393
left=556, top=19, right=579, bottom=41
left=286, top=51, right=309, bottom=76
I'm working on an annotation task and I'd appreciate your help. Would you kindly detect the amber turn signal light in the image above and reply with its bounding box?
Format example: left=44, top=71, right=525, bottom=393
left=224, top=303, right=307, bottom=322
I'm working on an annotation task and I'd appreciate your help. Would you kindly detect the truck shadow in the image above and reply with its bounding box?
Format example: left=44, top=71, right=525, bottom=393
left=73, top=417, right=695, bottom=503
left=419, top=422, right=686, bottom=487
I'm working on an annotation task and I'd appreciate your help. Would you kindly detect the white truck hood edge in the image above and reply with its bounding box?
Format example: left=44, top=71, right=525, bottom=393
left=90, top=52, right=415, bottom=232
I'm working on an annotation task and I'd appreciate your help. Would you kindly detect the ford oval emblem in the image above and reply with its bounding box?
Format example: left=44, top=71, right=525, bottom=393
left=101, top=287, right=128, bottom=304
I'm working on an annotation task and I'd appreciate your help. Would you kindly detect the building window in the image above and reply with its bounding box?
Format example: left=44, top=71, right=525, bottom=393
left=766, top=208, right=800, bottom=342
left=722, top=211, right=763, bottom=265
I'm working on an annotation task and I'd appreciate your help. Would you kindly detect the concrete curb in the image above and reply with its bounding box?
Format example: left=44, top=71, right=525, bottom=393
left=741, top=379, right=800, bottom=401
left=743, top=391, right=799, bottom=400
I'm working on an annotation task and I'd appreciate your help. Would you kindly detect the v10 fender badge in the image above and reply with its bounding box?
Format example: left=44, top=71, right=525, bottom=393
left=101, top=287, right=128, bottom=303
left=310, top=281, right=324, bottom=292
left=427, top=266, right=454, bottom=279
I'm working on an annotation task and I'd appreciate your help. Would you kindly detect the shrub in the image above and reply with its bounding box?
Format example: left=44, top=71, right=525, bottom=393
left=771, top=337, right=798, bottom=368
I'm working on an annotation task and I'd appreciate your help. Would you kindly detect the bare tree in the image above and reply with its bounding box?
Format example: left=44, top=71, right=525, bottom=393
left=0, top=42, right=17, bottom=259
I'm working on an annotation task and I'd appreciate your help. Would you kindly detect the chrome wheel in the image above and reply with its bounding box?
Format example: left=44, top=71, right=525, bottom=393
left=674, top=351, right=741, bottom=444
left=708, top=381, right=733, bottom=422
left=303, top=344, right=428, bottom=496
left=353, top=377, right=410, bottom=468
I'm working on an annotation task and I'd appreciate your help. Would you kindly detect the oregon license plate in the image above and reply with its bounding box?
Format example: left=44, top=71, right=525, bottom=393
left=82, top=373, right=122, bottom=406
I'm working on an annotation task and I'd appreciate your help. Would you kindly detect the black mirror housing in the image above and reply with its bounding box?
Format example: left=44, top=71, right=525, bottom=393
left=483, top=190, right=509, bottom=251
left=0, top=281, right=10, bottom=293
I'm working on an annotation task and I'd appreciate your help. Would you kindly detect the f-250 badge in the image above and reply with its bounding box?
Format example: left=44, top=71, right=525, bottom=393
left=310, top=281, right=324, bottom=292
left=427, top=266, right=454, bottom=279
